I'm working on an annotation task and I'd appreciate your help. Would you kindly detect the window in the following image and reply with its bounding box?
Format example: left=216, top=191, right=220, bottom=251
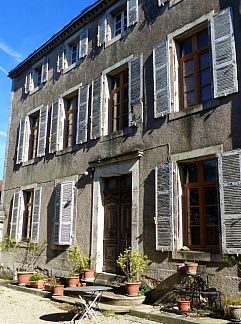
left=113, top=7, right=127, bottom=37
left=25, top=57, right=48, bottom=94
left=179, top=29, right=212, bottom=109
left=183, top=159, right=219, bottom=250
left=70, top=42, right=79, bottom=65
left=64, top=94, right=78, bottom=148
left=109, top=68, right=129, bottom=133
left=28, top=112, right=39, bottom=160
left=22, top=190, right=34, bottom=241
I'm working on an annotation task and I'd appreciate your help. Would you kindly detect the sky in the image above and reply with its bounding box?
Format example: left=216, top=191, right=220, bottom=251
left=0, top=0, right=97, bottom=180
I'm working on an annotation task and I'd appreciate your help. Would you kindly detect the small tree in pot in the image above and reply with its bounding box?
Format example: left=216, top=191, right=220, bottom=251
left=116, top=248, right=148, bottom=296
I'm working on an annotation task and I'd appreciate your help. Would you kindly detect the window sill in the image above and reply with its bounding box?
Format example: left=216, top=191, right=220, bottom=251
left=172, top=250, right=223, bottom=263
left=169, top=98, right=220, bottom=121
left=29, top=83, right=45, bottom=96
left=63, top=61, right=80, bottom=74
left=22, top=157, right=40, bottom=167
left=55, top=144, right=79, bottom=156
left=100, top=127, right=133, bottom=142
left=106, top=29, right=130, bottom=48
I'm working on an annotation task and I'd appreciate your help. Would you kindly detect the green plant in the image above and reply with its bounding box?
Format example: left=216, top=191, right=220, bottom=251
left=29, top=273, right=45, bottom=281
left=48, top=278, right=61, bottom=287
left=222, top=295, right=241, bottom=316
left=116, top=248, right=148, bottom=283
left=0, top=235, right=16, bottom=251
left=18, top=241, right=47, bottom=271
left=66, top=243, right=90, bottom=274
left=223, top=255, right=241, bottom=272
left=139, top=282, right=151, bottom=296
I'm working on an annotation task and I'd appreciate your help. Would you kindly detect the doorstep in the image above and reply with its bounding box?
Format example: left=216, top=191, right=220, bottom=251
left=7, top=282, right=52, bottom=298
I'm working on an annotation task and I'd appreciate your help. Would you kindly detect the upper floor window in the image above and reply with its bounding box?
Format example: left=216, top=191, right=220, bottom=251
left=25, top=56, right=48, bottom=94
left=113, top=7, right=127, bottom=37
left=70, top=42, right=79, bottom=65
left=28, top=112, right=40, bottom=160
left=64, top=94, right=78, bottom=148
left=179, top=29, right=212, bottom=109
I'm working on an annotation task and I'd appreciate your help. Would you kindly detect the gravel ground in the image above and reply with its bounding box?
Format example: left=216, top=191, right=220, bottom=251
left=0, top=285, right=156, bottom=324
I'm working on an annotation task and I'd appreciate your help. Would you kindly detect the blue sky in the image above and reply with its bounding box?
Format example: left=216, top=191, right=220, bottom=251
left=0, top=0, right=97, bottom=179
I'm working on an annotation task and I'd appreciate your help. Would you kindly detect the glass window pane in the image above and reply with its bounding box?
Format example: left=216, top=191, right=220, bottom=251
left=184, top=75, right=195, bottom=92
left=185, top=163, right=198, bottom=183
left=201, top=85, right=212, bottom=102
left=189, top=189, right=199, bottom=205
left=200, top=68, right=211, bottom=86
left=181, top=37, right=192, bottom=56
left=204, top=160, right=217, bottom=181
left=183, top=59, right=194, bottom=76
left=206, top=207, right=218, bottom=225
left=199, top=52, right=210, bottom=69
left=205, top=187, right=217, bottom=205
left=184, top=91, right=195, bottom=108
left=189, top=207, right=200, bottom=225
left=197, top=30, right=209, bottom=49
left=189, top=227, right=200, bottom=245
left=206, top=227, right=219, bottom=245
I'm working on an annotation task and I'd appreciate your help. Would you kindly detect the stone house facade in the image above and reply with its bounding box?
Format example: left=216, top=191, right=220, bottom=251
left=2, top=0, right=241, bottom=296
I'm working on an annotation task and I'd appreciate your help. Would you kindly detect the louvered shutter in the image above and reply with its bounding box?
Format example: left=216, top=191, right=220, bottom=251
left=127, top=0, right=138, bottom=27
left=49, top=101, right=59, bottom=153
left=10, top=191, right=21, bottom=241
left=37, top=106, right=48, bottom=157
left=79, top=28, right=88, bottom=59
left=97, top=16, right=106, bottom=47
left=155, top=162, right=173, bottom=251
left=210, top=7, right=238, bottom=98
left=17, top=118, right=26, bottom=164
left=153, top=41, right=170, bottom=118
left=41, top=56, right=48, bottom=83
left=59, top=181, right=74, bottom=245
left=53, top=184, right=61, bottom=244
left=77, top=84, right=89, bottom=144
left=57, top=99, right=65, bottom=151
left=57, top=47, right=64, bottom=73
left=31, top=187, right=42, bottom=243
left=24, top=74, right=30, bottom=94
left=91, top=76, right=102, bottom=139
left=218, top=151, right=241, bottom=254
left=29, top=72, right=34, bottom=91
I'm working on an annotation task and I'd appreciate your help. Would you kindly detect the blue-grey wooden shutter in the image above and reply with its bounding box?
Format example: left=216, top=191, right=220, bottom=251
left=210, top=7, right=238, bottom=98
left=97, top=16, right=106, bottom=47
left=49, top=101, right=59, bottom=153
left=25, top=74, right=30, bottom=94
left=31, top=187, right=42, bottom=243
left=155, top=162, right=173, bottom=251
left=10, top=191, right=21, bottom=241
left=153, top=41, right=170, bottom=118
left=127, top=0, right=138, bottom=27
left=77, top=84, right=89, bottom=144
left=37, top=106, right=48, bottom=157
left=59, top=181, right=74, bottom=245
left=57, top=47, right=64, bottom=73
left=218, top=151, right=241, bottom=254
left=17, top=118, right=26, bottom=164
left=91, top=76, right=102, bottom=139
left=41, top=56, right=48, bottom=83
left=53, top=184, right=61, bottom=244
left=79, top=28, right=88, bottom=59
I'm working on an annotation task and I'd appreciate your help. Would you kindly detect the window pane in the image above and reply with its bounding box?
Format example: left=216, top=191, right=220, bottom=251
left=180, top=37, right=192, bottom=56
left=200, top=68, right=211, bottom=87
left=206, top=227, right=219, bottom=245
left=204, top=160, right=217, bottom=181
left=184, top=75, right=195, bottom=92
left=199, top=52, right=210, bottom=69
left=206, top=207, right=218, bottom=225
left=185, top=163, right=198, bottom=183
left=183, top=59, right=194, bottom=76
left=184, top=91, right=195, bottom=108
left=200, top=85, right=212, bottom=103
left=197, top=30, right=209, bottom=49
left=189, top=189, right=199, bottom=205
left=205, top=187, right=217, bottom=205
left=189, top=227, right=200, bottom=245
left=112, top=75, right=120, bottom=89
left=189, top=207, right=200, bottom=225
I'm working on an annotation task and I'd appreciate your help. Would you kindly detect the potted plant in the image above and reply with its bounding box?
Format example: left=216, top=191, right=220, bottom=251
left=49, top=278, right=64, bottom=296
left=66, top=271, right=79, bottom=287
left=116, top=248, right=148, bottom=296
left=185, top=261, right=198, bottom=276
left=176, top=296, right=191, bottom=314
left=223, top=295, right=241, bottom=322
left=29, top=273, right=45, bottom=289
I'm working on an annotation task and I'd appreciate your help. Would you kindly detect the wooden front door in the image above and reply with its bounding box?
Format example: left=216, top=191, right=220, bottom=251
left=103, top=174, right=132, bottom=273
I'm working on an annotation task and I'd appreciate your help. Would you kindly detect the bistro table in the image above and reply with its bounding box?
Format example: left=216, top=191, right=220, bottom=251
left=64, top=285, right=113, bottom=323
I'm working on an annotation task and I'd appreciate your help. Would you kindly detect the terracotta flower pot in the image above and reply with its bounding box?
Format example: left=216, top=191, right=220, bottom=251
left=185, top=263, right=198, bottom=276
left=177, top=263, right=186, bottom=274
left=177, top=299, right=191, bottom=313
left=29, top=280, right=44, bottom=289
left=17, top=272, right=34, bottom=285
left=53, top=285, right=64, bottom=296
left=125, top=282, right=140, bottom=296
left=83, top=269, right=95, bottom=280
left=66, top=276, right=79, bottom=287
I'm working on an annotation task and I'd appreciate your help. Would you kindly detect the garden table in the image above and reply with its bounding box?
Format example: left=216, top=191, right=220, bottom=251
left=64, top=285, right=113, bottom=323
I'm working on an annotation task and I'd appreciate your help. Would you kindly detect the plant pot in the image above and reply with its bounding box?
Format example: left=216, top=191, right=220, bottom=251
left=17, top=272, right=34, bottom=285
left=177, top=263, right=186, bottom=274
left=66, top=276, right=79, bottom=287
left=125, top=282, right=140, bottom=297
left=228, top=305, right=241, bottom=322
left=83, top=269, right=95, bottom=280
left=177, top=300, right=191, bottom=313
left=44, top=284, right=53, bottom=292
left=29, top=280, right=44, bottom=289
left=53, top=285, right=64, bottom=296
left=185, top=263, right=198, bottom=276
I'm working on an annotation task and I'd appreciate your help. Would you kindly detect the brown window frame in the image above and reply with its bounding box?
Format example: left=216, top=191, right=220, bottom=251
left=28, top=112, right=39, bottom=160
left=64, top=94, right=78, bottom=148
left=22, top=190, right=34, bottom=241
left=183, top=159, right=219, bottom=251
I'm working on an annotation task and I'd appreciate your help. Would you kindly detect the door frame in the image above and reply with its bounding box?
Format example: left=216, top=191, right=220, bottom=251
left=91, top=159, right=140, bottom=273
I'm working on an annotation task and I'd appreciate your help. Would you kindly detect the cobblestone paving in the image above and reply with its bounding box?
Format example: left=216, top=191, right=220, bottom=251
left=0, top=286, right=156, bottom=324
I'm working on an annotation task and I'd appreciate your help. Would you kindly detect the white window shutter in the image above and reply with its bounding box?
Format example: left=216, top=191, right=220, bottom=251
left=53, top=184, right=61, bottom=244
left=24, top=74, right=30, bottom=94
left=218, top=151, right=241, bottom=254
left=97, top=16, right=106, bottom=47
left=153, top=40, right=170, bottom=118
left=57, top=46, right=64, bottom=73
left=49, top=101, right=59, bottom=153
left=77, top=84, right=89, bottom=144
left=91, top=76, right=103, bottom=139
left=31, top=187, right=42, bottom=243
left=210, top=7, right=238, bottom=98
left=17, top=118, right=26, bottom=164
left=158, top=0, right=169, bottom=6
left=41, top=56, right=48, bottom=83
left=29, top=72, right=34, bottom=91
left=23, top=117, right=30, bottom=162
left=155, top=162, right=173, bottom=251
left=127, top=0, right=138, bottom=27
left=79, top=28, right=88, bottom=59
left=37, top=106, right=48, bottom=157
left=10, top=191, right=21, bottom=241
left=57, top=98, right=65, bottom=151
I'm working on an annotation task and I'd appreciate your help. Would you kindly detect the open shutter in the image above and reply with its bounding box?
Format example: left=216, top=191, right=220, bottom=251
left=49, top=101, right=59, bottom=153
left=155, top=162, right=173, bottom=251
left=17, top=118, right=26, bottom=164
left=127, top=0, right=138, bottom=27
left=210, top=7, right=238, bottom=98
left=53, top=184, right=61, bottom=244
left=153, top=40, right=170, bottom=118
left=57, top=46, right=64, bottom=73
left=79, top=28, right=88, bottom=59
left=158, top=0, right=169, bottom=6
left=218, top=151, right=241, bottom=254
left=41, top=56, right=48, bottom=83
left=10, top=191, right=21, bottom=241
left=37, top=106, right=48, bottom=157
left=77, top=84, right=89, bottom=144
left=91, top=76, right=102, bottom=139
left=97, top=16, right=106, bottom=47
left=59, top=182, right=74, bottom=245
left=31, top=187, right=42, bottom=243
left=29, top=72, right=34, bottom=91
left=24, top=74, right=30, bottom=94
left=58, top=99, right=65, bottom=151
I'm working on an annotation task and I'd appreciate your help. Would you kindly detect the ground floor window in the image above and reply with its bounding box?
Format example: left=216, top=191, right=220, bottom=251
left=182, top=159, right=219, bottom=250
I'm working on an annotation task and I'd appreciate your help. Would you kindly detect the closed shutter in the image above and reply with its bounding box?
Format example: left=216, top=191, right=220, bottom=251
left=91, top=76, right=102, bottom=139
left=127, top=0, right=138, bottom=27
left=53, top=184, right=61, bottom=244
left=17, top=118, right=26, bottom=164
left=79, top=28, right=88, bottom=59
left=210, top=7, right=238, bottom=98
left=97, top=16, right=106, bottom=47
left=31, top=187, right=42, bottom=243
left=57, top=46, right=64, bottom=73
left=41, top=56, right=48, bottom=83
left=10, top=191, right=21, bottom=241
left=155, top=162, right=173, bottom=251
left=77, top=84, right=89, bottom=144
left=218, top=151, right=241, bottom=254
left=37, top=106, right=48, bottom=157
left=49, top=101, right=59, bottom=153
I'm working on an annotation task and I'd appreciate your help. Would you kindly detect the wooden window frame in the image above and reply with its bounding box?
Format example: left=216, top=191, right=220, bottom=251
left=22, top=190, right=34, bottom=241
left=28, top=112, right=39, bottom=160
left=64, top=95, right=78, bottom=148
left=113, top=8, right=127, bottom=37
left=183, top=159, right=219, bottom=251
